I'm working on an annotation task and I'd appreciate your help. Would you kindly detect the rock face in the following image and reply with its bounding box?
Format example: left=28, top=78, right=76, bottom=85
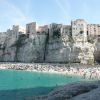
left=17, top=34, right=47, bottom=63
left=0, top=33, right=7, bottom=61
left=45, top=34, right=94, bottom=65
left=3, top=34, right=17, bottom=62
left=33, top=81, right=100, bottom=100
left=45, top=35, right=72, bottom=63
left=0, top=33, right=47, bottom=63
left=0, top=31, right=96, bottom=64
left=94, top=38, right=100, bottom=63
left=0, top=33, right=17, bottom=62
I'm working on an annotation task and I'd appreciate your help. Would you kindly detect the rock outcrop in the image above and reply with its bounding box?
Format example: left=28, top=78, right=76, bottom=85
left=94, top=38, right=100, bottom=63
left=33, top=81, right=100, bottom=100
left=45, top=34, right=94, bottom=65
left=17, top=34, right=47, bottom=63
left=0, top=33, right=47, bottom=63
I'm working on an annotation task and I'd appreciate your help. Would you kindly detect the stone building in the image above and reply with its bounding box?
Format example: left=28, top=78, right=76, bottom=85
left=87, top=24, right=100, bottom=40
left=71, top=19, right=87, bottom=42
left=12, top=25, right=25, bottom=33
left=0, top=20, right=99, bottom=64
left=12, top=25, right=25, bottom=39
left=26, top=22, right=36, bottom=35
left=98, top=25, right=100, bottom=36
left=61, top=25, right=72, bottom=36
left=49, top=23, right=62, bottom=38
left=37, top=25, right=48, bottom=34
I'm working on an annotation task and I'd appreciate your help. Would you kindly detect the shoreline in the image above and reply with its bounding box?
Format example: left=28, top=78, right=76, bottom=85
left=0, top=62, right=100, bottom=80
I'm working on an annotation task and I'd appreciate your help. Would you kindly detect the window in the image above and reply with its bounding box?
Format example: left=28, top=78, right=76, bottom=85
left=80, top=31, right=84, bottom=34
left=73, top=28, right=75, bottom=30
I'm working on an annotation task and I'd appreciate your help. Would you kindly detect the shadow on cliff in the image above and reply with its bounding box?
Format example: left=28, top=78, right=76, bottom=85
left=0, top=86, right=56, bottom=100
left=45, top=33, right=80, bottom=63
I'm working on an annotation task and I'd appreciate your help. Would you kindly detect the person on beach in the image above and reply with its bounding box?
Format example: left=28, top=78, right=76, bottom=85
left=89, top=73, right=92, bottom=79
left=83, top=72, right=86, bottom=79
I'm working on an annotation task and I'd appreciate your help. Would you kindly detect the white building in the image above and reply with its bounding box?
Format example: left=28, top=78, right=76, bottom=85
left=71, top=19, right=87, bottom=42
left=13, top=25, right=25, bottom=37
left=49, top=23, right=62, bottom=38
left=26, top=22, right=36, bottom=35
left=37, top=25, right=48, bottom=34
left=87, top=24, right=100, bottom=39
left=61, top=25, right=71, bottom=36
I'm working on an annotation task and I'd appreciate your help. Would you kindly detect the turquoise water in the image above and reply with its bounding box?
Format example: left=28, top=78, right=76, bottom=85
left=0, top=69, right=85, bottom=100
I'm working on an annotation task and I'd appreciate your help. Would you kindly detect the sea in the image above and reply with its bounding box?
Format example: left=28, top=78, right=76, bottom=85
left=0, top=69, right=85, bottom=100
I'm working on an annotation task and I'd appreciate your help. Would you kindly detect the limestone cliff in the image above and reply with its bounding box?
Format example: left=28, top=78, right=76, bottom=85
left=94, top=38, right=100, bottom=63
left=16, top=34, right=47, bottom=63
left=0, top=32, right=96, bottom=64
left=45, top=34, right=94, bottom=65
left=0, top=33, right=47, bottom=63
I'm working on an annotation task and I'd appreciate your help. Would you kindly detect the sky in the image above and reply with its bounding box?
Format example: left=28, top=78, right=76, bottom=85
left=0, top=0, right=100, bottom=32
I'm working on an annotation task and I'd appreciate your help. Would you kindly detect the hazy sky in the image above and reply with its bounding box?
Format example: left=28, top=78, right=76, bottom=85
left=0, top=0, right=100, bottom=31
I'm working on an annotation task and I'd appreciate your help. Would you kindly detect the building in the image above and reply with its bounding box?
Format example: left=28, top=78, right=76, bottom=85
left=7, top=29, right=13, bottom=35
left=49, top=23, right=62, bottom=38
left=26, top=22, right=36, bottom=35
left=71, top=19, right=87, bottom=42
left=87, top=24, right=98, bottom=37
left=98, top=25, right=100, bottom=36
left=61, top=25, right=72, bottom=36
left=13, top=25, right=25, bottom=33
left=1, top=19, right=100, bottom=42
left=37, top=25, right=48, bottom=34
left=87, top=24, right=100, bottom=39
left=12, top=25, right=25, bottom=38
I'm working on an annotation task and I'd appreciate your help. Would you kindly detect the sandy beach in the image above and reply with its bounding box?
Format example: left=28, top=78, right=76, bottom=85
left=0, top=62, right=100, bottom=80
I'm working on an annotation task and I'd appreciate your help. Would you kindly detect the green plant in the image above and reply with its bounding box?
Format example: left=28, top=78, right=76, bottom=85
left=52, top=24, right=61, bottom=38
left=14, top=34, right=27, bottom=47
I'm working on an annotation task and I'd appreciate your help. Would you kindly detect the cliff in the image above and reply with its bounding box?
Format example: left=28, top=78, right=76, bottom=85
left=0, top=33, right=47, bottom=63
left=0, top=32, right=98, bottom=64
left=94, top=38, right=100, bottom=63
left=45, top=34, right=94, bottom=65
